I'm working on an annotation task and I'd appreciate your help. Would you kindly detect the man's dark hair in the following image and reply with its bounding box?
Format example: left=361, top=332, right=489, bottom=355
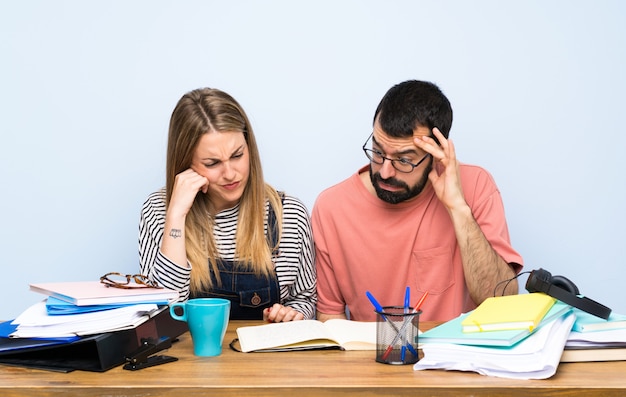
left=373, top=80, right=453, bottom=140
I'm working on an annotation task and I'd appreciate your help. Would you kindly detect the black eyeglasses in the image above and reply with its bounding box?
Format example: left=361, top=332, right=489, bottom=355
left=362, top=133, right=431, bottom=173
left=100, top=272, right=162, bottom=289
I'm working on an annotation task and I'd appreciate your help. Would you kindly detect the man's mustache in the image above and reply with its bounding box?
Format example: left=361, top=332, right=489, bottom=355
left=372, top=173, right=408, bottom=189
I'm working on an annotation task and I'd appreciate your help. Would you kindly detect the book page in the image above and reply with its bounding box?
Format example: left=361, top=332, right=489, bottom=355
left=324, top=319, right=377, bottom=350
left=237, top=320, right=339, bottom=352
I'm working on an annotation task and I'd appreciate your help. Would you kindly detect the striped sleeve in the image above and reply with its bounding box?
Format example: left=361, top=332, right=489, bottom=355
left=138, top=188, right=191, bottom=301
left=275, top=194, right=317, bottom=319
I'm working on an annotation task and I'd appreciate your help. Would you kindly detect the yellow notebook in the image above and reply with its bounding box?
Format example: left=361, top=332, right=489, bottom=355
left=461, top=293, right=556, bottom=333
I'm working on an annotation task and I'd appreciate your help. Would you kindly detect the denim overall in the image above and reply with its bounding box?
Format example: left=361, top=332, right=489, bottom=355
left=191, top=200, right=281, bottom=320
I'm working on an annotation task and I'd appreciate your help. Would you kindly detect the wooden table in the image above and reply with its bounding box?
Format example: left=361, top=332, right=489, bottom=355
left=1, top=320, right=625, bottom=397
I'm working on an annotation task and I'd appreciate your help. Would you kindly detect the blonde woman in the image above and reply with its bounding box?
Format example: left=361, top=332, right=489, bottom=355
left=139, top=88, right=316, bottom=322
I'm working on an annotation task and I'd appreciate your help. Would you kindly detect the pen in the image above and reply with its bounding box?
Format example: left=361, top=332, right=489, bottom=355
left=366, top=291, right=386, bottom=319
left=381, top=291, right=429, bottom=361
left=404, top=287, right=410, bottom=314
left=401, top=287, right=410, bottom=361
left=413, top=291, right=429, bottom=314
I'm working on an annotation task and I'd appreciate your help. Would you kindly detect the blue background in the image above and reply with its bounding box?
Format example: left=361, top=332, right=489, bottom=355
left=1, top=0, right=624, bottom=320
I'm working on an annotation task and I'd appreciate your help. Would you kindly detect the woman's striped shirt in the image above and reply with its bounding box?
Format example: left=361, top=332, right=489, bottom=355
left=138, top=188, right=317, bottom=319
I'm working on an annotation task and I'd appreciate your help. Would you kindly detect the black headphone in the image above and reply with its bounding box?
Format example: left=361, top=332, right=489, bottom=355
left=525, top=268, right=611, bottom=320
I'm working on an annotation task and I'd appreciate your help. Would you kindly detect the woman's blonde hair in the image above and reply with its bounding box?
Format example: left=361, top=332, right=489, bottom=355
left=165, top=88, right=282, bottom=293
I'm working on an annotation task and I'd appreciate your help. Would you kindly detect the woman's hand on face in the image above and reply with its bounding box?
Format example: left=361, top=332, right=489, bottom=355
left=263, top=303, right=305, bottom=322
left=168, top=168, right=209, bottom=219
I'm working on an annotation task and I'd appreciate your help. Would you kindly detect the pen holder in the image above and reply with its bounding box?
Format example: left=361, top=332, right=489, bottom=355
left=375, top=306, right=421, bottom=365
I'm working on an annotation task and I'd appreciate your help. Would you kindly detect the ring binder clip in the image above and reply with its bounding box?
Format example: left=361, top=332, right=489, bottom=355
left=123, top=336, right=178, bottom=371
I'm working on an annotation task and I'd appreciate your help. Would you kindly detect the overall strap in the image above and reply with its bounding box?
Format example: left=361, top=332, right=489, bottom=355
left=267, top=191, right=284, bottom=255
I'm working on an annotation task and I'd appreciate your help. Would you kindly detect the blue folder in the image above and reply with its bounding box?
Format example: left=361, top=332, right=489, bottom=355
left=45, top=296, right=169, bottom=315
left=0, top=321, right=79, bottom=353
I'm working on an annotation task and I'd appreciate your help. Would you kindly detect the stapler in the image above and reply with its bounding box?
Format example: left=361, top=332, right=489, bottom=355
left=123, top=336, right=178, bottom=371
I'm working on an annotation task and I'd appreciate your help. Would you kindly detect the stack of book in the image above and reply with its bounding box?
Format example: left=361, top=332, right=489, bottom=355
left=0, top=278, right=183, bottom=372
left=561, top=308, right=626, bottom=362
left=3, top=280, right=179, bottom=338
left=0, top=281, right=187, bottom=372
left=416, top=293, right=626, bottom=378
left=415, top=293, right=575, bottom=379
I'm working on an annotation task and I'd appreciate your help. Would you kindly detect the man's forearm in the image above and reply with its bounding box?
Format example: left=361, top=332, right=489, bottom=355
left=449, top=205, right=518, bottom=304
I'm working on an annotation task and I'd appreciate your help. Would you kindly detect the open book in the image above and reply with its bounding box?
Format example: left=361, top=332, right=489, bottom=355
left=236, top=319, right=377, bottom=352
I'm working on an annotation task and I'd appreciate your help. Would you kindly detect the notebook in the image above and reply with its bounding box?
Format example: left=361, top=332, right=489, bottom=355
left=30, top=281, right=179, bottom=306
left=572, top=308, right=626, bottom=332
left=461, top=293, right=556, bottom=333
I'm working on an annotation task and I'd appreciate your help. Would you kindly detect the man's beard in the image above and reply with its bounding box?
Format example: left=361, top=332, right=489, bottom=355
left=370, top=162, right=432, bottom=204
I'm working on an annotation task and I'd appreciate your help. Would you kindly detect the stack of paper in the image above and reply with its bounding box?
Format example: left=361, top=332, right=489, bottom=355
left=9, top=301, right=160, bottom=338
left=415, top=294, right=574, bottom=379
left=415, top=310, right=575, bottom=379
left=4, top=279, right=179, bottom=340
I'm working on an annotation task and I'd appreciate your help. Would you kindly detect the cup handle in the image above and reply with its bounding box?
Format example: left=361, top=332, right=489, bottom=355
left=169, top=302, right=187, bottom=322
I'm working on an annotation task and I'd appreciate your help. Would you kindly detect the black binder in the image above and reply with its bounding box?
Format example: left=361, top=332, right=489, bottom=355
left=0, top=307, right=188, bottom=372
